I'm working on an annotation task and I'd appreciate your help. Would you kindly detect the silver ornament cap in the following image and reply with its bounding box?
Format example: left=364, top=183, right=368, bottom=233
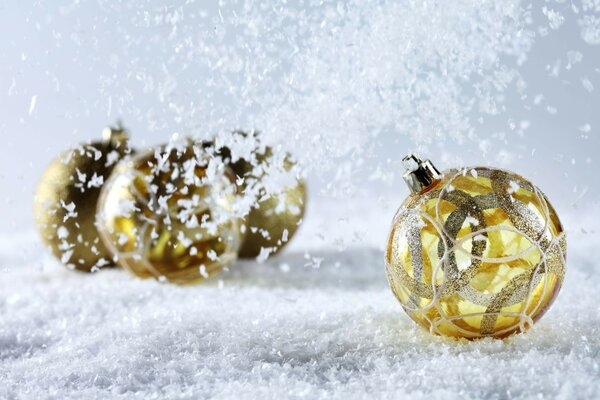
left=402, top=154, right=441, bottom=193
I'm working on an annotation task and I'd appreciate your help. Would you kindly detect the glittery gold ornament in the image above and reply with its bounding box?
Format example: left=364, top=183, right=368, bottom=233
left=34, top=125, right=132, bottom=272
left=205, top=131, right=307, bottom=259
left=96, top=138, right=242, bottom=284
left=385, top=155, right=566, bottom=339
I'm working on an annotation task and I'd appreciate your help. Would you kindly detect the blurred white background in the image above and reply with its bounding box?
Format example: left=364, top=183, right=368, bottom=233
left=0, top=1, right=598, bottom=236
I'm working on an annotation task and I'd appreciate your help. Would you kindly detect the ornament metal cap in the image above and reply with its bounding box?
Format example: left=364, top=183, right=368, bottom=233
left=102, top=121, right=129, bottom=150
left=402, top=154, right=441, bottom=193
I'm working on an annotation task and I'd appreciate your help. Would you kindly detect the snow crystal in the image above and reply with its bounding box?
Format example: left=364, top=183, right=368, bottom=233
left=543, top=7, right=565, bottom=30
left=566, top=50, right=583, bottom=70
left=28, top=95, right=37, bottom=116
left=7, top=78, right=16, bottom=96
left=579, top=15, right=600, bottom=44
left=582, top=76, right=595, bottom=92
left=206, top=249, right=218, bottom=262
left=86, top=173, right=104, bottom=189
left=256, top=247, right=274, bottom=263
left=582, top=0, right=600, bottom=12
left=199, top=264, right=209, bottom=279
left=60, top=201, right=77, bottom=222
left=464, top=215, right=480, bottom=227
left=56, top=226, right=68, bottom=240
left=507, top=180, right=521, bottom=194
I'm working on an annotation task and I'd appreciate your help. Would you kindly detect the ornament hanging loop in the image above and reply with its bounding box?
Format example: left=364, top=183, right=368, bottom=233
left=402, top=154, right=441, bottom=193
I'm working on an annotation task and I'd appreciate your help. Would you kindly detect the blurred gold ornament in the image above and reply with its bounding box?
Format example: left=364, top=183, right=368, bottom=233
left=206, top=131, right=307, bottom=259
left=97, top=138, right=242, bottom=284
left=34, top=124, right=132, bottom=272
left=386, top=155, right=566, bottom=339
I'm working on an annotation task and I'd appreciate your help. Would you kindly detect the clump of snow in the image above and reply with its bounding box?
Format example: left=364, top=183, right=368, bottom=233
left=543, top=7, right=565, bottom=30
left=581, top=0, right=600, bottom=14
left=579, top=15, right=600, bottom=44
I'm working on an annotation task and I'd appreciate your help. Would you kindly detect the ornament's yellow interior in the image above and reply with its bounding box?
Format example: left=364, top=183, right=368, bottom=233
left=97, top=145, right=242, bottom=284
left=386, top=168, right=566, bottom=339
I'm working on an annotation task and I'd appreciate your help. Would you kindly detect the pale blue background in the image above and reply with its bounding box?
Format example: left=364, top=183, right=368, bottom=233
left=0, top=1, right=598, bottom=233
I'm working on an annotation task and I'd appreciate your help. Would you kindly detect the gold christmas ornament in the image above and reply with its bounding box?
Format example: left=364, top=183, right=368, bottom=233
left=96, top=138, right=242, bottom=284
left=206, top=131, right=307, bottom=259
left=385, top=155, right=566, bottom=339
left=34, top=125, right=132, bottom=272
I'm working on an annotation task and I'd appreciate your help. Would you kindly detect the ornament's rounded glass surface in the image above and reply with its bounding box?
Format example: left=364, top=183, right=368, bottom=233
left=97, top=141, right=242, bottom=284
left=386, top=166, right=566, bottom=339
left=34, top=128, right=131, bottom=272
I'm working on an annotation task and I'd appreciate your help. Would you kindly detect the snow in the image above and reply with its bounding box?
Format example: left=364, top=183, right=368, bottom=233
left=1, top=199, right=599, bottom=399
left=579, top=15, right=600, bottom=44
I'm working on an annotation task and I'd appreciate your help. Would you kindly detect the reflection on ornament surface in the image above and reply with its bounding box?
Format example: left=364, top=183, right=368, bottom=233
left=386, top=167, right=566, bottom=339
left=97, top=140, right=242, bottom=284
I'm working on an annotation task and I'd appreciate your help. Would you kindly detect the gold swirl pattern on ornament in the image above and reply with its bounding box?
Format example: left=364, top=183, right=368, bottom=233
left=385, top=167, right=566, bottom=338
